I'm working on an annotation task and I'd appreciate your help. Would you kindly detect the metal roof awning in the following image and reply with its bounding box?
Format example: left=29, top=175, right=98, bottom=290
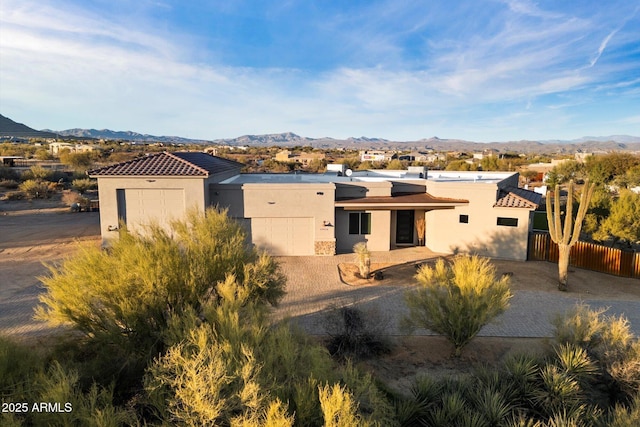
left=335, top=192, right=468, bottom=210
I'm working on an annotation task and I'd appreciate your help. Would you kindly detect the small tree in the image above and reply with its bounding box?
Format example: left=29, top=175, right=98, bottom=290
left=403, top=255, right=512, bottom=357
left=353, top=242, right=371, bottom=279
left=546, top=180, right=595, bottom=291
left=594, top=190, right=640, bottom=247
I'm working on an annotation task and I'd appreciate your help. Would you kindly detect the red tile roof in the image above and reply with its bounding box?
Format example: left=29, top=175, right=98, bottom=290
left=89, top=152, right=243, bottom=177
left=494, top=186, right=542, bottom=209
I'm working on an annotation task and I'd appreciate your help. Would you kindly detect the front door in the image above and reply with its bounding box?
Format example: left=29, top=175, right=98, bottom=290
left=396, top=210, right=415, bottom=244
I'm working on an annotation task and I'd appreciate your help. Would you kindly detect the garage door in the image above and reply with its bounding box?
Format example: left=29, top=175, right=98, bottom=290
left=250, top=218, right=314, bottom=256
left=124, top=189, right=186, bottom=232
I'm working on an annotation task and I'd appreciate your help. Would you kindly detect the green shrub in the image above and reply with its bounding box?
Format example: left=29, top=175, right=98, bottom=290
left=18, top=179, right=52, bottom=198
left=22, top=165, right=51, bottom=181
left=403, top=255, right=512, bottom=356
left=36, top=208, right=285, bottom=389
left=71, top=178, right=96, bottom=194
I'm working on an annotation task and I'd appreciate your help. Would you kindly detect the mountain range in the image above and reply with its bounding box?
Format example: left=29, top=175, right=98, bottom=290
left=2, top=113, right=640, bottom=153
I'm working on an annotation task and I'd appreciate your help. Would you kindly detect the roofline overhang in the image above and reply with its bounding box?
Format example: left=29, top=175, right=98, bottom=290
left=335, top=202, right=467, bottom=210
left=88, top=174, right=210, bottom=179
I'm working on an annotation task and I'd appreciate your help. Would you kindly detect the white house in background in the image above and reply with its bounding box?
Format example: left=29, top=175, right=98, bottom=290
left=89, top=152, right=542, bottom=260
left=359, top=150, right=396, bottom=162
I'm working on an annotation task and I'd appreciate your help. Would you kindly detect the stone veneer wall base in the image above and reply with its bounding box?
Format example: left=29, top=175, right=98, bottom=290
left=314, top=240, right=336, bottom=256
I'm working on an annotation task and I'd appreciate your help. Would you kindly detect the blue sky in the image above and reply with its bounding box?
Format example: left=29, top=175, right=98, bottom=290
left=1, top=0, right=639, bottom=142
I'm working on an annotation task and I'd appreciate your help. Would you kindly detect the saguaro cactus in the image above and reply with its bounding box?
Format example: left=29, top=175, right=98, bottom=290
left=546, top=179, right=595, bottom=291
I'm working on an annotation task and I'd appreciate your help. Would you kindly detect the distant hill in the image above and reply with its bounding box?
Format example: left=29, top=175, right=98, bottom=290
left=0, top=114, right=60, bottom=139
left=46, top=128, right=209, bottom=144
left=2, top=114, right=640, bottom=153
left=211, top=134, right=640, bottom=153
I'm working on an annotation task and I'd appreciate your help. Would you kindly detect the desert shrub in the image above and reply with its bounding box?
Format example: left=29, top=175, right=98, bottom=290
left=318, top=383, right=370, bottom=427
left=0, top=337, right=134, bottom=426
left=61, top=190, right=84, bottom=207
left=553, top=304, right=640, bottom=404
left=0, top=336, right=44, bottom=400
left=604, top=395, right=640, bottom=427
left=22, top=165, right=52, bottom=181
left=36, top=208, right=285, bottom=388
left=0, top=165, right=19, bottom=180
left=153, top=277, right=393, bottom=426
left=1, top=190, right=25, bottom=200
left=59, top=151, right=95, bottom=169
left=338, top=362, right=398, bottom=426
left=323, top=305, right=391, bottom=360
left=18, top=179, right=52, bottom=198
left=146, top=323, right=268, bottom=425
left=403, top=255, right=512, bottom=356
left=71, top=178, right=97, bottom=194
left=0, top=179, right=18, bottom=189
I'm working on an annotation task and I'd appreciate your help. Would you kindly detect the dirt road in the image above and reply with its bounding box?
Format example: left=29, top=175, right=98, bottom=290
left=0, top=207, right=100, bottom=339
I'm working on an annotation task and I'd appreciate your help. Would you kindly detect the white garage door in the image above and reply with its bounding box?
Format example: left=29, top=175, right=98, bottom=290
left=251, top=217, right=314, bottom=256
left=124, top=189, right=186, bottom=232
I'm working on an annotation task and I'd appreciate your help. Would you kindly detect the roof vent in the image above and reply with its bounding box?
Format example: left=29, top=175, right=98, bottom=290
left=407, top=166, right=427, bottom=178
left=327, top=163, right=347, bottom=174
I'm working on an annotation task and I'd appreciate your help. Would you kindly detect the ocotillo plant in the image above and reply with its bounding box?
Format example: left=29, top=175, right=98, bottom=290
left=546, top=179, right=595, bottom=291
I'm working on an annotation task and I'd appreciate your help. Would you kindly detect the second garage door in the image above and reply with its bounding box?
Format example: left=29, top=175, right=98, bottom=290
left=250, top=217, right=314, bottom=256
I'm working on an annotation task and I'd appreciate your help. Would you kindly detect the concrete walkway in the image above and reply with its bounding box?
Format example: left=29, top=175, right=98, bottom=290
left=272, top=248, right=640, bottom=338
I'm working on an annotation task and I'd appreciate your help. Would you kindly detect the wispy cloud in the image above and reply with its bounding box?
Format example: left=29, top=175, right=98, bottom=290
left=589, top=29, right=619, bottom=68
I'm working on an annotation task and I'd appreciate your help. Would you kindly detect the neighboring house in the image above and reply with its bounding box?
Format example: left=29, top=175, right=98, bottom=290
left=296, top=152, right=326, bottom=166
left=49, top=142, right=99, bottom=154
left=90, top=152, right=541, bottom=260
left=274, top=150, right=325, bottom=166
left=359, top=150, right=396, bottom=162
left=49, top=142, right=74, bottom=154
left=274, top=150, right=294, bottom=162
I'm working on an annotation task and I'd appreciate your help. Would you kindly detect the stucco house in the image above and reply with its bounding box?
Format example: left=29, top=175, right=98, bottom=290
left=89, top=151, right=541, bottom=260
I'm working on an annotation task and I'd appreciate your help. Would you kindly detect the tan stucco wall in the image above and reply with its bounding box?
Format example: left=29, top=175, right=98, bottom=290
left=96, top=176, right=207, bottom=246
left=335, top=209, right=391, bottom=252
left=210, top=183, right=337, bottom=252
left=424, top=179, right=532, bottom=260
left=335, top=181, right=392, bottom=198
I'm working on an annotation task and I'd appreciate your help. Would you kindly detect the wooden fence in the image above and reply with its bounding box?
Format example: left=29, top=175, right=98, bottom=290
left=528, top=232, right=640, bottom=279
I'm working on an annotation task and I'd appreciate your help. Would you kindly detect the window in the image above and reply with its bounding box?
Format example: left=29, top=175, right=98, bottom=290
left=497, top=217, right=518, bottom=227
left=116, top=189, right=127, bottom=224
left=459, top=214, right=469, bottom=224
left=349, top=212, right=371, bottom=234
